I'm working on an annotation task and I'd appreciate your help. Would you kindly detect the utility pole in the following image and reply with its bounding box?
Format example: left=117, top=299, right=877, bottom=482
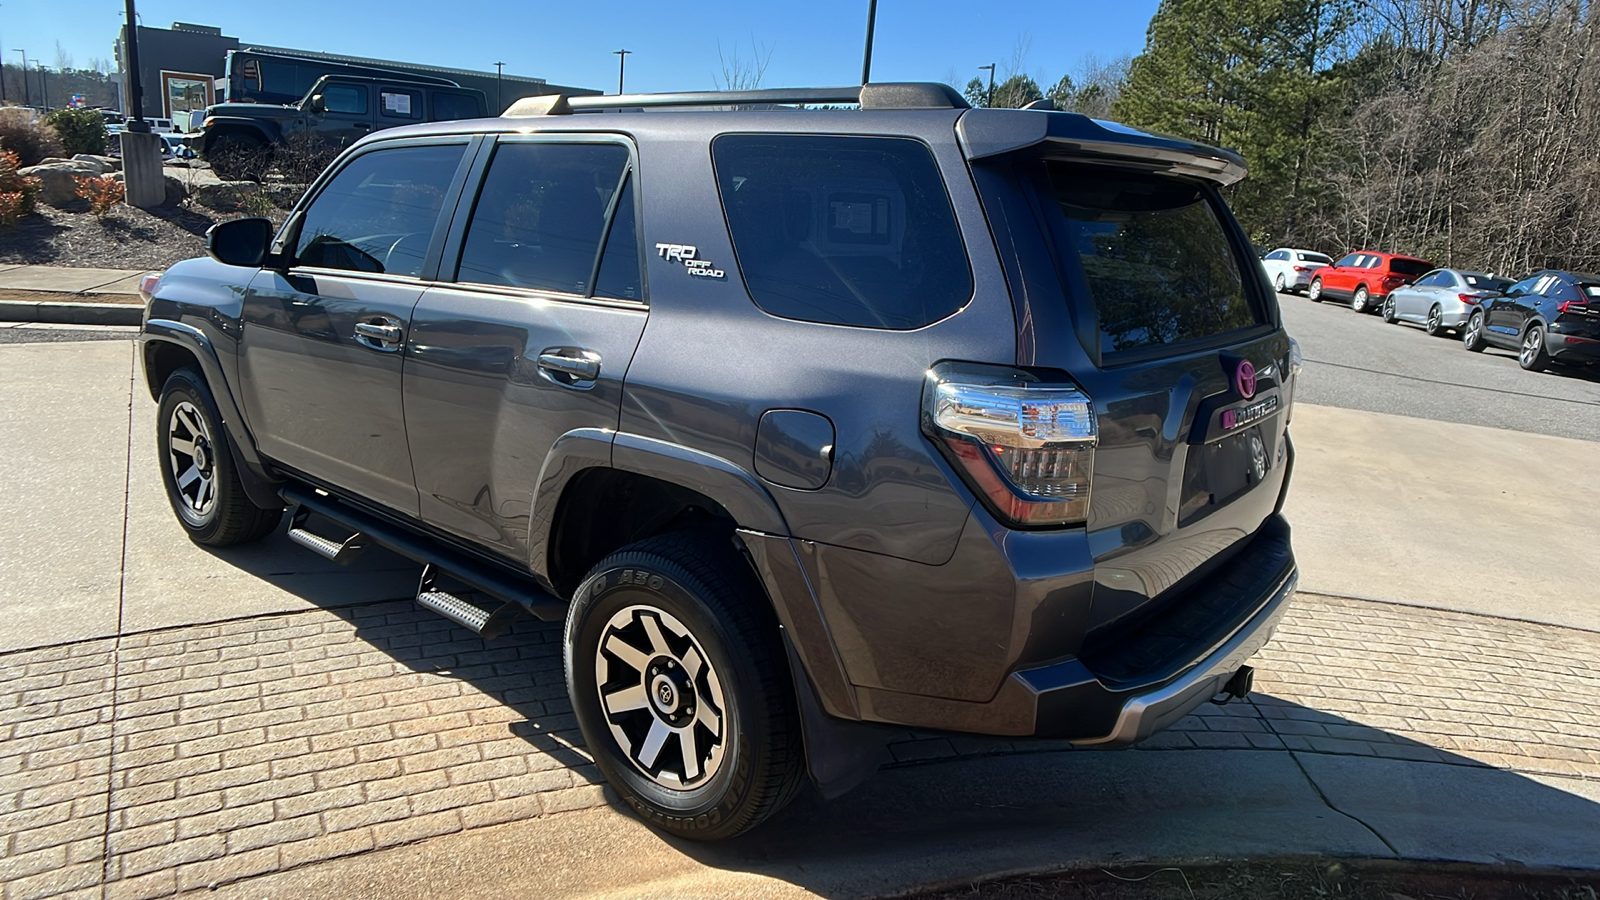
left=494, top=61, right=505, bottom=113
left=613, top=49, right=631, bottom=95
left=861, top=0, right=878, bottom=85
left=13, top=50, right=27, bottom=106
left=37, top=61, right=47, bottom=110
left=978, top=63, right=995, bottom=108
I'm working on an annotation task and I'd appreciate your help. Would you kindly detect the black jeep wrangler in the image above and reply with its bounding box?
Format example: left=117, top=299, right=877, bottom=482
left=139, top=83, right=1302, bottom=840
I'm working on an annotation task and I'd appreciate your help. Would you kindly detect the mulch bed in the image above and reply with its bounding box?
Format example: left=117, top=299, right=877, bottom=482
left=0, top=203, right=223, bottom=270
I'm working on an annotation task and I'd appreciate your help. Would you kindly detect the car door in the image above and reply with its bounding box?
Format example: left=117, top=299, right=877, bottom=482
left=1397, top=269, right=1446, bottom=321
left=311, top=80, right=377, bottom=148
left=375, top=84, right=423, bottom=134
left=1487, top=275, right=1543, bottom=344
left=403, top=135, right=647, bottom=561
left=1262, top=249, right=1288, bottom=285
left=1324, top=253, right=1361, bottom=295
left=239, top=138, right=474, bottom=516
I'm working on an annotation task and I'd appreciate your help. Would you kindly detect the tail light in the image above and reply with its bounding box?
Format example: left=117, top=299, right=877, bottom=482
left=1557, top=300, right=1589, bottom=313
left=138, top=272, right=162, bottom=300
left=1293, top=266, right=1310, bottom=273
left=924, top=364, right=1096, bottom=528
left=1458, top=293, right=1481, bottom=305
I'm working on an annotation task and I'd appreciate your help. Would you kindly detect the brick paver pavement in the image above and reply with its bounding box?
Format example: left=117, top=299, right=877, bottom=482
left=2, top=592, right=1597, bottom=899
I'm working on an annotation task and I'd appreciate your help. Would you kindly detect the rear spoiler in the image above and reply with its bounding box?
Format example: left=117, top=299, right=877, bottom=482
left=956, top=108, right=1248, bottom=186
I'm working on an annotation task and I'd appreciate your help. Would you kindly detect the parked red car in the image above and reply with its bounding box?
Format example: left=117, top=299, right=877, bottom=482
left=1307, top=251, right=1434, bottom=313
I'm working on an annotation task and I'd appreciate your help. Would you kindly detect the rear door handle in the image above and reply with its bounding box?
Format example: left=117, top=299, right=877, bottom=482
left=536, top=349, right=601, bottom=388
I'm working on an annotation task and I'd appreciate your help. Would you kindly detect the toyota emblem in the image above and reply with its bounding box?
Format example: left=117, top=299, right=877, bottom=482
left=1234, top=359, right=1257, bottom=399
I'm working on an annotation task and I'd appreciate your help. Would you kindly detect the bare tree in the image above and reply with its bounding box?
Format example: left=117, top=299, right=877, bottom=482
left=713, top=37, right=775, bottom=91
left=54, top=42, right=74, bottom=73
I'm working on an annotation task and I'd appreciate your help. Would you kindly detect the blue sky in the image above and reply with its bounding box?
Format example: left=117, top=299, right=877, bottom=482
left=3, top=0, right=1159, bottom=93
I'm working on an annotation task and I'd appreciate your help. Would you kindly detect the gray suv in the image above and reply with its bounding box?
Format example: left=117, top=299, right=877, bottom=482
left=139, top=83, right=1302, bottom=840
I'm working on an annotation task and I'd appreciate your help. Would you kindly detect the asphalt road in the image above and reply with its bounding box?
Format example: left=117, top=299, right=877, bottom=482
left=1279, top=291, right=1600, bottom=442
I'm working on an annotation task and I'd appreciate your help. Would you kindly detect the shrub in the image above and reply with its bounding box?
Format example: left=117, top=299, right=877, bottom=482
left=43, top=108, right=108, bottom=156
left=234, top=191, right=274, bottom=217
left=0, top=148, right=41, bottom=225
left=74, top=174, right=125, bottom=218
left=0, top=109, right=64, bottom=166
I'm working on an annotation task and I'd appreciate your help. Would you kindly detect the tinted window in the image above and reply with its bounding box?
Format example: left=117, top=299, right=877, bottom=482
left=1044, top=164, right=1262, bottom=355
left=1413, top=270, right=1450, bottom=287
left=1388, top=258, right=1432, bottom=277
left=594, top=177, right=642, bottom=301
left=1266, top=250, right=1288, bottom=261
left=294, top=143, right=466, bottom=277
left=432, top=92, right=481, bottom=121
left=1463, top=273, right=1511, bottom=292
left=323, top=84, right=367, bottom=115
left=1299, top=252, right=1333, bottom=265
left=1334, top=254, right=1361, bottom=267
left=456, top=142, right=630, bottom=295
left=713, top=135, right=972, bottom=330
left=1547, top=279, right=1581, bottom=301
left=379, top=89, right=420, bottom=119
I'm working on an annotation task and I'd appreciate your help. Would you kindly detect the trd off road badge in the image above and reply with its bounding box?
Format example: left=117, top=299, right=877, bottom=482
left=655, top=243, right=725, bottom=279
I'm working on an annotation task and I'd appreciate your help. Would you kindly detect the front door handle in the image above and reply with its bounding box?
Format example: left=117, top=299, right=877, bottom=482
left=536, top=349, right=601, bottom=388
left=354, top=319, right=404, bottom=352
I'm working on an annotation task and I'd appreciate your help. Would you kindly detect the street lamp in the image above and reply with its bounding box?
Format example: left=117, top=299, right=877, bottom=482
left=494, top=61, right=505, bottom=113
left=12, top=50, right=28, bottom=107
left=613, top=48, right=631, bottom=95
left=978, top=63, right=995, bottom=109
left=37, top=61, right=47, bottom=110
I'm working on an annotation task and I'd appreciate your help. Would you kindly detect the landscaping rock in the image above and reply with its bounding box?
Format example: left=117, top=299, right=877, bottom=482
left=71, top=154, right=120, bottom=174
left=267, top=184, right=308, bottom=208
left=192, top=180, right=261, bottom=211
left=18, top=162, right=96, bottom=208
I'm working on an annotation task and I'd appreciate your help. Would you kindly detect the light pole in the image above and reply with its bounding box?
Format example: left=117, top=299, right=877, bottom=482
left=861, top=0, right=878, bottom=85
left=37, top=61, right=46, bottom=110
left=12, top=50, right=27, bottom=107
left=978, top=63, right=995, bottom=108
left=494, top=61, right=505, bottom=113
left=613, top=49, right=631, bottom=95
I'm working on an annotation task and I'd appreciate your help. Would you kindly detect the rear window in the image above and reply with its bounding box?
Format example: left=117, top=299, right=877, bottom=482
left=1464, top=273, right=1512, bottom=292
left=1299, top=252, right=1332, bottom=264
left=1043, top=164, right=1263, bottom=355
left=432, top=92, right=481, bottom=121
left=712, top=134, right=972, bottom=330
left=1388, top=258, right=1432, bottom=277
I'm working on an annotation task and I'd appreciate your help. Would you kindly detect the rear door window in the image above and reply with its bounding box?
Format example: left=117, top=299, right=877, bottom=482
left=712, top=134, right=972, bottom=330
left=379, top=88, right=421, bottom=120
left=1041, top=163, right=1264, bottom=356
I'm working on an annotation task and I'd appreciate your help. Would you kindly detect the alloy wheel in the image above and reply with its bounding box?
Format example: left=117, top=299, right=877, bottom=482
left=594, top=605, right=727, bottom=790
left=1521, top=329, right=1542, bottom=367
left=1427, top=306, right=1442, bottom=335
left=167, top=400, right=217, bottom=521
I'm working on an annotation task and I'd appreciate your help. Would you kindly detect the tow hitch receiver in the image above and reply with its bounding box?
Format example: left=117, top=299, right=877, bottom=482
left=1211, top=665, right=1255, bottom=705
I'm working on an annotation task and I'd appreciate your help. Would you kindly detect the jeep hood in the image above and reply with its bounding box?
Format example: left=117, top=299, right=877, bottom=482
left=205, top=102, right=303, bottom=122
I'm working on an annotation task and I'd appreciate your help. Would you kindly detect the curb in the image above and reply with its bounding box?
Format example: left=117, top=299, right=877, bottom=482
left=0, top=298, right=144, bottom=326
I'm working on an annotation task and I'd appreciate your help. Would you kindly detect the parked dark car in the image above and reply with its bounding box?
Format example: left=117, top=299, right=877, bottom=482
left=138, top=83, right=1302, bottom=840
left=195, top=74, right=486, bottom=179
left=1462, top=269, right=1600, bottom=370
left=1307, top=250, right=1434, bottom=313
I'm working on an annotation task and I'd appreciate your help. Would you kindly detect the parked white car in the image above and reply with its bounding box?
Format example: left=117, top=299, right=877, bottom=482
left=1381, top=268, right=1513, bottom=336
left=1261, top=248, right=1334, bottom=294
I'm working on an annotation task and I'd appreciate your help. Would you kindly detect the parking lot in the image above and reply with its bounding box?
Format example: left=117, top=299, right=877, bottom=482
left=2, top=322, right=1598, bottom=898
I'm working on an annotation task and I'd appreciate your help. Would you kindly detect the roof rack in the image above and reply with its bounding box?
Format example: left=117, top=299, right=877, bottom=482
left=503, top=82, right=969, bottom=117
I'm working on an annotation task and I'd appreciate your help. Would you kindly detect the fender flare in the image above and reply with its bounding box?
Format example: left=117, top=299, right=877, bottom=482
left=141, top=319, right=282, bottom=509
left=199, top=119, right=277, bottom=155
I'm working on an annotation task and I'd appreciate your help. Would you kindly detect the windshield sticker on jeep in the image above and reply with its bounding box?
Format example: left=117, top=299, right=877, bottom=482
left=655, top=243, right=726, bottom=279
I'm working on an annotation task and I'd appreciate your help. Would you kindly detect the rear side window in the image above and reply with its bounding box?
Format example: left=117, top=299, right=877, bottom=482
left=294, top=143, right=466, bottom=277
left=1043, top=164, right=1262, bottom=355
left=379, top=89, right=420, bottom=120
left=713, top=135, right=972, bottom=330
left=432, top=92, right=482, bottom=121
left=455, top=141, right=631, bottom=296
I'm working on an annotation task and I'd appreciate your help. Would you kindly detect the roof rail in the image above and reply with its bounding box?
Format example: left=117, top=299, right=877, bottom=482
left=503, top=82, right=968, bottom=117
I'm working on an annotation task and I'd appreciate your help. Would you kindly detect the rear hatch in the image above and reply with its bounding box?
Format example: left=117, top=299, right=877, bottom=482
left=960, top=110, right=1294, bottom=664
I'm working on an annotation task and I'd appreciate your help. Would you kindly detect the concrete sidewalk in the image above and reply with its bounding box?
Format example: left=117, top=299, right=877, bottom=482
left=0, top=265, right=148, bottom=326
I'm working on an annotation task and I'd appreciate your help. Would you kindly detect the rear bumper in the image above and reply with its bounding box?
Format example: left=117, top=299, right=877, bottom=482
left=1548, top=328, right=1600, bottom=363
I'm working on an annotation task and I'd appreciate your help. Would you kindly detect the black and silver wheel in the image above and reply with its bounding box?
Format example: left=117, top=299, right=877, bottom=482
left=1463, top=312, right=1487, bottom=352
left=1382, top=297, right=1397, bottom=323
left=1519, top=325, right=1551, bottom=371
left=1351, top=285, right=1371, bottom=313
left=157, top=369, right=282, bottom=546
left=1425, top=304, right=1445, bottom=336
left=1273, top=273, right=1286, bottom=293
left=565, top=532, right=804, bottom=841
left=1308, top=278, right=1324, bottom=302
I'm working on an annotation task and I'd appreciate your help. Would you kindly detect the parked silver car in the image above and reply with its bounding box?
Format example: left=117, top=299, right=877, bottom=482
left=1382, top=268, right=1513, bottom=335
left=1261, top=248, right=1334, bottom=293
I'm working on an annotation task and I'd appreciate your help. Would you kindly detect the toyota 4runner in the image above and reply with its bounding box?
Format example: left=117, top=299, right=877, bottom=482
left=138, top=83, right=1303, bottom=840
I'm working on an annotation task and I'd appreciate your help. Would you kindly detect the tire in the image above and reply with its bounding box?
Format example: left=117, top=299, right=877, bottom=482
left=1462, top=312, right=1487, bottom=352
left=1351, top=285, right=1371, bottom=313
left=1425, top=304, right=1445, bottom=336
left=1519, top=325, right=1551, bottom=371
left=157, top=369, right=283, bottom=546
left=1381, top=297, right=1398, bottom=323
left=1273, top=273, right=1286, bottom=293
left=1308, top=278, right=1324, bottom=302
left=565, top=531, right=805, bottom=841
left=206, top=132, right=269, bottom=182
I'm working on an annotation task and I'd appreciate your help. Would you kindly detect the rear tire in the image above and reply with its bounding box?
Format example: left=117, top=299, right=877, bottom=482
left=1273, top=273, right=1286, bottom=293
left=1425, top=304, right=1445, bottom=336
left=1308, top=278, right=1324, bottom=302
left=1351, top=285, right=1371, bottom=314
left=564, top=531, right=805, bottom=841
left=1519, top=325, right=1551, bottom=371
left=1462, top=312, right=1487, bottom=352
left=156, top=369, right=283, bottom=546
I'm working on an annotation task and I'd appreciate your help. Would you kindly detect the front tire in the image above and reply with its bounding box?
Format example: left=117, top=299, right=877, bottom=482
left=565, top=532, right=805, bottom=841
left=1382, top=297, right=1398, bottom=323
left=1351, top=285, right=1371, bottom=313
left=1519, top=325, right=1551, bottom=371
left=1463, top=313, right=1487, bottom=352
left=1308, top=278, right=1324, bottom=302
left=156, top=369, right=283, bottom=546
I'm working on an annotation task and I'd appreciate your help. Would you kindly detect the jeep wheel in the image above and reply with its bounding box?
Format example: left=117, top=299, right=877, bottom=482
left=1351, top=285, right=1371, bottom=313
left=157, top=369, right=283, bottom=546
left=1463, top=312, right=1487, bottom=352
left=1308, top=278, right=1324, bottom=302
left=565, top=532, right=804, bottom=841
left=1425, top=304, right=1445, bottom=336
left=1519, top=325, right=1551, bottom=371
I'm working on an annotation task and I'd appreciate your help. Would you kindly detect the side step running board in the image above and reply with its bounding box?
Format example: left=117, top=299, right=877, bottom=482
left=417, top=564, right=524, bottom=639
left=286, top=506, right=368, bottom=564
left=279, top=485, right=568, bottom=628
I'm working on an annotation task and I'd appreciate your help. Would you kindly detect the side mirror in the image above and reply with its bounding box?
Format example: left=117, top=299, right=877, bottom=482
left=206, top=217, right=276, bottom=268
left=308, top=93, right=326, bottom=114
